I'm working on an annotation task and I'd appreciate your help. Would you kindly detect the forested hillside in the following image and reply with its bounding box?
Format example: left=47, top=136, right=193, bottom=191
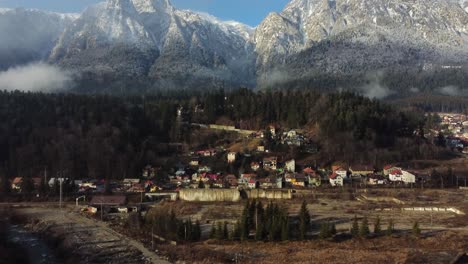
left=0, top=89, right=445, bottom=182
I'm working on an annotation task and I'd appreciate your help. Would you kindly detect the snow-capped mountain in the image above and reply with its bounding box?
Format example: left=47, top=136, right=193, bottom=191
left=0, top=0, right=467, bottom=93
left=49, top=0, right=255, bottom=90
left=254, top=0, right=468, bottom=88
left=0, top=8, right=77, bottom=69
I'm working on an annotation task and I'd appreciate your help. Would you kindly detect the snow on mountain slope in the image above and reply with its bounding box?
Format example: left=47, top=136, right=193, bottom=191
left=254, top=0, right=468, bottom=88
left=1, top=0, right=467, bottom=92
left=49, top=0, right=255, bottom=88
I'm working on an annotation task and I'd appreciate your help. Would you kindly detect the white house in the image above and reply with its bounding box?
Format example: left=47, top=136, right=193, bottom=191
left=388, top=169, right=403, bottom=182
left=401, top=171, right=416, bottom=184
left=285, top=159, right=295, bottom=172
left=329, top=173, right=344, bottom=187
left=227, top=152, right=237, bottom=163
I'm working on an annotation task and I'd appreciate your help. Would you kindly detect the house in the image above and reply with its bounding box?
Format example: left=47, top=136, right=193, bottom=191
left=227, top=152, right=237, bottom=163
left=123, top=179, right=140, bottom=187
left=213, top=179, right=225, bottom=188
left=251, top=162, right=260, bottom=171
left=239, top=173, right=256, bottom=187
left=196, top=149, right=217, bottom=157
left=401, top=171, right=416, bottom=184
left=89, top=195, right=127, bottom=207
left=189, top=158, right=200, bottom=167
left=248, top=178, right=258, bottom=189
left=198, top=166, right=211, bottom=173
left=383, top=165, right=401, bottom=175
left=332, top=166, right=348, bottom=179
left=285, top=159, right=295, bottom=172
left=329, top=173, right=344, bottom=187
left=269, top=125, right=277, bottom=137
left=263, top=157, right=278, bottom=171
left=368, top=175, right=388, bottom=185
left=11, top=177, right=22, bottom=190
left=48, top=178, right=68, bottom=188
left=284, top=173, right=295, bottom=183
left=349, top=165, right=374, bottom=176
left=292, top=173, right=308, bottom=187
left=388, top=169, right=403, bottom=182
left=257, top=145, right=265, bottom=152
left=224, top=175, right=238, bottom=188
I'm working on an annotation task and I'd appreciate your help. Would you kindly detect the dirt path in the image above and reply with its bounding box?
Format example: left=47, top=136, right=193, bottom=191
left=14, top=207, right=171, bottom=264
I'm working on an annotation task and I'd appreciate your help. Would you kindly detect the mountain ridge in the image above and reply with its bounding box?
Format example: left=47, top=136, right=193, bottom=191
left=0, top=0, right=467, bottom=95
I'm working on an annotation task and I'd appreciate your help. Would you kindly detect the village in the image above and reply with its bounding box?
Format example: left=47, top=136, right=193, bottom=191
left=8, top=125, right=424, bottom=197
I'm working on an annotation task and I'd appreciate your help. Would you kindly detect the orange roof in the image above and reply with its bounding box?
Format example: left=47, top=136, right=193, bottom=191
left=12, top=177, right=22, bottom=184
left=329, top=173, right=338, bottom=179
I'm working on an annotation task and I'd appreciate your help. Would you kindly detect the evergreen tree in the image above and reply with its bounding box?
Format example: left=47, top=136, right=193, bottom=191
left=177, top=220, right=186, bottom=240
left=255, top=219, right=264, bottom=241
left=21, top=176, right=35, bottom=195
left=351, top=216, right=359, bottom=237
left=231, top=220, right=241, bottom=241
left=240, top=200, right=250, bottom=240
left=0, top=174, right=11, bottom=194
left=168, top=210, right=178, bottom=235
left=359, top=217, right=370, bottom=237
left=386, top=219, right=394, bottom=236
left=281, top=216, right=289, bottom=241
left=215, top=221, right=224, bottom=239
left=319, top=222, right=330, bottom=239
left=192, top=220, right=201, bottom=241
left=412, top=221, right=421, bottom=237
left=209, top=222, right=216, bottom=239
left=330, top=222, right=337, bottom=236
left=374, top=216, right=381, bottom=235
left=223, top=221, right=229, bottom=240
left=298, top=200, right=311, bottom=240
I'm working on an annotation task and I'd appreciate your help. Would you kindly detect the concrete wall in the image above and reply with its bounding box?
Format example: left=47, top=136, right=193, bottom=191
left=179, top=189, right=293, bottom=202
left=179, top=189, right=241, bottom=202
left=245, top=189, right=292, bottom=200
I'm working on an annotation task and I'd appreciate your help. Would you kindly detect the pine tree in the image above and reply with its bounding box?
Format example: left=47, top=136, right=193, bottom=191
left=209, top=222, right=216, bottom=239
left=298, top=200, right=311, bottom=240
left=0, top=174, right=11, bottom=194
left=374, top=216, right=381, bottom=235
left=281, top=217, right=289, bottom=241
left=359, top=217, right=370, bottom=238
left=240, top=200, right=250, bottom=240
left=255, top=219, right=264, bottom=241
left=330, top=222, right=337, bottom=236
left=412, top=221, right=421, bottom=237
left=351, top=216, right=359, bottom=237
left=215, top=221, right=224, bottom=239
left=21, top=176, right=35, bottom=195
left=386, top=219, right=394, bottom=236
left=193, top=220, right=201, bottom=241
left=319, top=222, right=330, bottom=239
left=223, top=221, right=229, bottom=239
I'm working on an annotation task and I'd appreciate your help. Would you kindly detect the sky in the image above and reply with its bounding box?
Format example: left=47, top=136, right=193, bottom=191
left=0, top=0, right=291, bottom=26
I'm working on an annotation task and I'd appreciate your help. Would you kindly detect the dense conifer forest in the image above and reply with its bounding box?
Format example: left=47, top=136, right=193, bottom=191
left=0, top=89, right=451, bottom=183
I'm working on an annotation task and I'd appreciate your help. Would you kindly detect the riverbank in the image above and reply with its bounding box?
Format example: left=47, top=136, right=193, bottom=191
left=0, top=210, right=29, bottom=264
left=9, top=206, right=170, bottom=264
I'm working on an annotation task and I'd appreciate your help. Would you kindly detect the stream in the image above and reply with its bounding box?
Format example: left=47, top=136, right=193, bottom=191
left=1, top=215, right=60, bottom=264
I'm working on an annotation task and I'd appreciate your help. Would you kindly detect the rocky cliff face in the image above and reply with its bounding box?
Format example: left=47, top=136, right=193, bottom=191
left=254, top=0, right=468, bottom=88
left=49, top=0, right=255, bottom=90
left=1, top=0, right=467, bottom=93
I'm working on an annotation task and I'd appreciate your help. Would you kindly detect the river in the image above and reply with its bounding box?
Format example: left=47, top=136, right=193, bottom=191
left=0, top=213, right=60, bottom=264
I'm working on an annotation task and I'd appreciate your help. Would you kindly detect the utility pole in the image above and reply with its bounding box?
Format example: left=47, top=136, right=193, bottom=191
left=59, top=177, right=63, bottom=210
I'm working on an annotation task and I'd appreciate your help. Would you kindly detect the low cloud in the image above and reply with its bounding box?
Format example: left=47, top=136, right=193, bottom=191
left=0, top=62, right=73, bottom=92
left=438, top=85, right=465, bottom=96
left=360, top=72, right=393, bottom=99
